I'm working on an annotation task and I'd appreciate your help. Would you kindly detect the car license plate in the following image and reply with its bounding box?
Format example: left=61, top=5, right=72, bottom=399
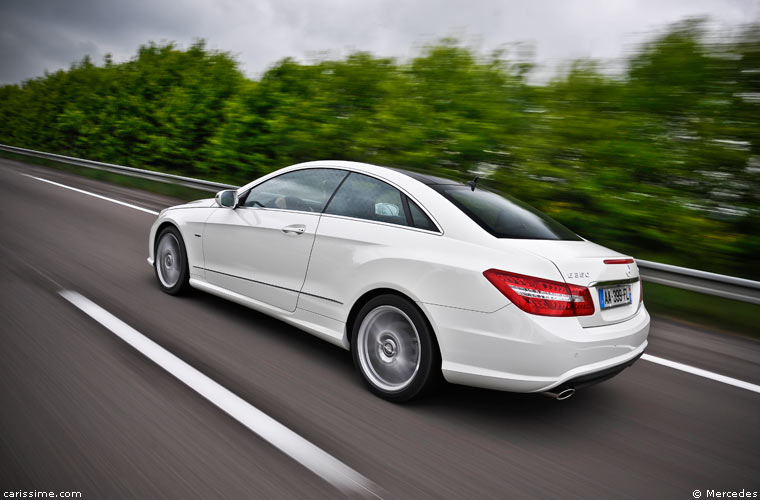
left=598, top=285, right=632, bottom=309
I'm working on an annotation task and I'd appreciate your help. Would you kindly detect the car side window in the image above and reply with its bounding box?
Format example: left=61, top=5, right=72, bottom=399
left=408, top=199, right=438, bottom=231
left=242, top=168, right=348, bottom=212
left=324, top=173, right=409, bottom=226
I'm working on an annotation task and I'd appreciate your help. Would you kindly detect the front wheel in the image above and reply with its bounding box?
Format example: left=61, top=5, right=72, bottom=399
left=352, top=294, right=439, bottom=402
left=154, top=226, right=190, bottom=295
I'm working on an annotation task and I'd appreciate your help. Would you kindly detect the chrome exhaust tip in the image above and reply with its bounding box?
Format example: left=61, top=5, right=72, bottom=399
left=542, top=387, right=575, bottom=400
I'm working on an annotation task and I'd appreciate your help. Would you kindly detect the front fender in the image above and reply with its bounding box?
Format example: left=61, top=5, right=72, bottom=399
left=147, top=208, right=215, bottom=278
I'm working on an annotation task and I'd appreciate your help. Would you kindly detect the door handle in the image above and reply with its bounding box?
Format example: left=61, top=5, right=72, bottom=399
left=281, top=224, right=306, bottom=235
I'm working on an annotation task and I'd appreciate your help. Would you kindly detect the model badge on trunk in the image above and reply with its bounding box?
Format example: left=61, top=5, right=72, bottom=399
left=567, top=271, right=591, bottom=279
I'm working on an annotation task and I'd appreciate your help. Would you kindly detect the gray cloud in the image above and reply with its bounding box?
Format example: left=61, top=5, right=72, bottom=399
left=1, top=0, right=758, bottom=84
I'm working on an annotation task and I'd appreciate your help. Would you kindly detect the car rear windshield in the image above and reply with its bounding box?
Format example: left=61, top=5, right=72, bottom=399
left=439, top=186, right=581, bottom=240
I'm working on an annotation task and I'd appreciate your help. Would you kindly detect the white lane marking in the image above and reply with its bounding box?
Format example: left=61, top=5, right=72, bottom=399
left=59, top=290, right=382, bottom=498
left=642, top=354, right=760, bottom=394
left=21, top=174, right=159, bottom=215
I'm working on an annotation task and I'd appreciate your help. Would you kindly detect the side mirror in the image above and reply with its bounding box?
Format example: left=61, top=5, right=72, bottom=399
left=215, top=189, right=239, bottom=208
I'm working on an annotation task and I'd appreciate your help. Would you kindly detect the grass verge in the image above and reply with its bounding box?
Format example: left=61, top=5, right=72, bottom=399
left=643, top=282, right=759, bottom=338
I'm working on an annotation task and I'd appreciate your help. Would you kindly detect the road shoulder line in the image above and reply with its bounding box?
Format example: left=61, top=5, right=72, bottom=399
left=642, top=354, right=760, bottom=394
left=21, top=173, right=159, bottom=215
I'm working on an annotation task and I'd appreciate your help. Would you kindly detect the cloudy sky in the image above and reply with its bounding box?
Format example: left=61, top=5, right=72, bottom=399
left=0, top=0, right=758, bottom=85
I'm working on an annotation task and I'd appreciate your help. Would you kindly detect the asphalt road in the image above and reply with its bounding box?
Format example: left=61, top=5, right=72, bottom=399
left=1, top=157, right=758, bottom=500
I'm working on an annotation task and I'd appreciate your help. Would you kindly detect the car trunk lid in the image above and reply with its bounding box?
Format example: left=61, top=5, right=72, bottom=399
left=492, top=239, right=643, bottom=327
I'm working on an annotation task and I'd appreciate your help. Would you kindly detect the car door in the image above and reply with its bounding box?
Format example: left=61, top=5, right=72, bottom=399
left=300, top=172, right=441, bottom=320
left=202, top=168, right=348, bottom=312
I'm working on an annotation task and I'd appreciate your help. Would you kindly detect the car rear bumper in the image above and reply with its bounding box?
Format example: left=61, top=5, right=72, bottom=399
left=422, top=301, right=650, bottom=393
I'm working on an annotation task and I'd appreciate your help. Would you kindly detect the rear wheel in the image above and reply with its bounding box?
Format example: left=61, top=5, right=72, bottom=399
left=352, top=294, right=439, bottom=402
left=154, top=226, right=190, bottom=295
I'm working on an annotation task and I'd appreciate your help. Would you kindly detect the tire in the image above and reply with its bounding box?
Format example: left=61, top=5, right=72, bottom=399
left=352, top=294, right=439, bottom=402
left=154, top=226, right=190, bottom=295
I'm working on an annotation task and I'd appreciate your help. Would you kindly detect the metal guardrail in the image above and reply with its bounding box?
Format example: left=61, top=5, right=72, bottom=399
left=2, top=143, right=759, bottom=304
left=637, top=260, right=760, bottom=305
left=0, top=144, right=237, bottom=192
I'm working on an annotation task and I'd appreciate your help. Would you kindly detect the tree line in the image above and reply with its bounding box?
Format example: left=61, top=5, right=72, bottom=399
left=0, top=19, right=758, bottom=278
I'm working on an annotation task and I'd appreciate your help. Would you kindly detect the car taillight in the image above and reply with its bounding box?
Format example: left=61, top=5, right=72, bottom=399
left=483, top=269, right=595, bottom=317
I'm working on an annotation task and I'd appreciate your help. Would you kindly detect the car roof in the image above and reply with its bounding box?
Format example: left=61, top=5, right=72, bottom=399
left=388, top=168, right=463, bottom=186
left=281, top=160, right=465, bottom=188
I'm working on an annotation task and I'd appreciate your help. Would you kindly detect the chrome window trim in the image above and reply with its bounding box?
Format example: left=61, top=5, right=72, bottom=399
left=235, top=205, right=321, bottom=217
left=318, top=212, right=444, bottom=236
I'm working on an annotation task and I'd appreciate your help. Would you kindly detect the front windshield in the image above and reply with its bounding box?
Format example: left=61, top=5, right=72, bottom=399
left=440, top=186, right=581, bottom=241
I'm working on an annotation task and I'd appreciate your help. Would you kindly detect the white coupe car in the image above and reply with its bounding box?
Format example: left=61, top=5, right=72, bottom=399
left=148, top=161, right=649, bottom=401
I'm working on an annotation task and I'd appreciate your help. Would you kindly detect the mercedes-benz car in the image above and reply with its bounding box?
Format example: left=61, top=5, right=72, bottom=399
left=148, top=161, right=649, bottom=401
